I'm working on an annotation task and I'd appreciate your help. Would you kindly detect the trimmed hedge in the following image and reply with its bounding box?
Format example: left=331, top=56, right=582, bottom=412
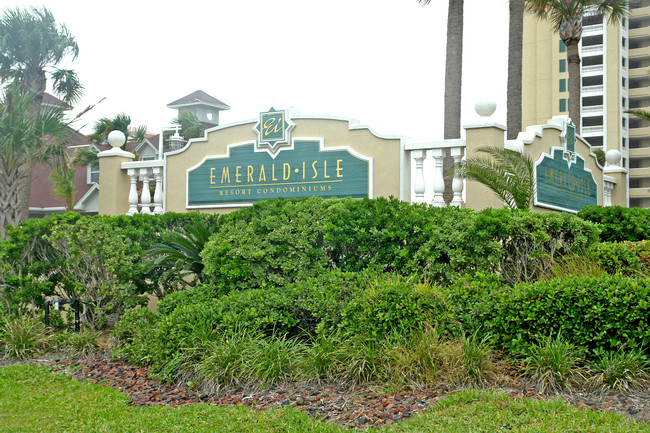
left=449, top=275, right=650, bottom=358
left=578, top=206, right=650, bottom=242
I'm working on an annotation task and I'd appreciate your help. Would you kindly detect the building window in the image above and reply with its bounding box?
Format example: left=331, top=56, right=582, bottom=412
left=622, top=36, right=627, bottom=48
left=560, top=98, right=567, bottom=112
left=559, top=59, right=567, bottom=73
left=560, top=79, right=567, bottom=92
left=89, top=162, right=99, bottom=184
left=622, top=137, right=627, bottom=150
left=559, top=40, right=566, bottom=53
left=622, top=77, right=627, bottom=88
left=622, top=57, right=626, bottom=67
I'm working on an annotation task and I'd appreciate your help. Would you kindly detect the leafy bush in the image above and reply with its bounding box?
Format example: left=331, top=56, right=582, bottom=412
left=578, top=205, right=650, bottom=242
left=488, top=276, right=650, bottom=358
left=473, top=209, right=600, bottom=284
left=587, top=242, right=644, bottom=276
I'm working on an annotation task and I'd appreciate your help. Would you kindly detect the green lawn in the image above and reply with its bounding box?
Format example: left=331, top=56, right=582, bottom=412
left=1, top=364, right=648, bottom=433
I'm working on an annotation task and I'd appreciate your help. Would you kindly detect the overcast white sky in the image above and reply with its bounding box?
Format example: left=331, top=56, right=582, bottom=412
left=3, top=0, right=510, bottom=142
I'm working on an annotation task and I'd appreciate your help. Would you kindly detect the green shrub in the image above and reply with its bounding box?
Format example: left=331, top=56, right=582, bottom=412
left=474, top=209, right=600, bottom=284
left=489, top=276, right=650, bottom=357
left=578, top=205, right=650, bottom=242
left=589, top=349, right=650, bottom=391
left=111, top=306, right=160, bottom=365
left=588, top=242, right=644, bottom=276
left=522, top=333, right=584, bottom=393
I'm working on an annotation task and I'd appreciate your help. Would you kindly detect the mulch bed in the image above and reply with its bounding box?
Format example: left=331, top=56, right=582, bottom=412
left=29, top=356, right=650, bottom=430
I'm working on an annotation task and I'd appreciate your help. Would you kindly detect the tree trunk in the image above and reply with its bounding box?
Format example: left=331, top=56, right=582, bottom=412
left=443, top=0, right=464, bottom=204
left=507, top=0, right=524, bottom=140
left=565, top=38, right=582, bottom=134
left=444, top=0, right=464, bottom=140
left=0, top=161, right=33, bottom=239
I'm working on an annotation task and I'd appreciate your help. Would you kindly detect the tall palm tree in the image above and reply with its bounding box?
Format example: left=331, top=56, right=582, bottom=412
left=0, top=6, right=83, bottom=108
left=508, top=0, right=525, bottom=140
left=0, top=87, right=68, bottom=238
left=525, top=0, right=629, bottom=134
left=451, top=145, right=536, bottom=209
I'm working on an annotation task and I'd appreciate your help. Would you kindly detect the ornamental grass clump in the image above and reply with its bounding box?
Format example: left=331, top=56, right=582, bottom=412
left=588, top=349, right=650, bottom=392
left=522, top=333, right=584, bottom=394
left=0, top=315, right=51, bottom=359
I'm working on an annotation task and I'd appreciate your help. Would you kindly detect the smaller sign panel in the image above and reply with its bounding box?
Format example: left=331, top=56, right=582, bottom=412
left=535, top=148, right=597, bottom=213
left=254, top=108, right=294, bottom=155
left=187, top=140, right=371, bottom=208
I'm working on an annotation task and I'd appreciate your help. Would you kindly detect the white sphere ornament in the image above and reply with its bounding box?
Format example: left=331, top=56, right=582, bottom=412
left=107, top=130, right=126, bottom=149
left=605, top=149, right=622, bottom=166
left=474, top=99, right=497, bottom=118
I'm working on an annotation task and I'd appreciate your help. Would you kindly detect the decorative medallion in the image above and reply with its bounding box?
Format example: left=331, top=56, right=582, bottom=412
left=561, top=119, right=577, bottom=167
left=254, top=107, right=294, bottom=156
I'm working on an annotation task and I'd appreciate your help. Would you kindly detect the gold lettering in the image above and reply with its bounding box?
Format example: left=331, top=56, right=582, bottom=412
left=210, top=167, right=216, bottom=185
left=312, top=161, right=318, bottom=179
left=336, top=160, right=343, bottom=178
left=324, top=160, right=330, bottom=178
left=259, top=164, right=266, bottom=182
left=302, top=162, right=306, bottom=179
left=283, top=163, right=291, bottom=180
left=247, top=165, right=254, bottom=182
left=272, top=164, right=278, bottom=181
left=221, top=167, right=230, bottom=184
left=235, top=166, right=241, bottom=183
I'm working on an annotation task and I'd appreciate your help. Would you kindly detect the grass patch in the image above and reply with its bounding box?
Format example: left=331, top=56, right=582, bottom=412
left=2, top=364, right=648, bottom=433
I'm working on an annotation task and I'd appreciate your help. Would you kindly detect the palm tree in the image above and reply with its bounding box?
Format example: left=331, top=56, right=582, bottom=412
left=0, top=87, right=68, bottom=238
left=451, top=145, right=535, bottom=209
left=0, top=6, right=83, bottom=108
left=507, top=0, right=525, bottom=140
left=525, top=0, right=629, bottom=134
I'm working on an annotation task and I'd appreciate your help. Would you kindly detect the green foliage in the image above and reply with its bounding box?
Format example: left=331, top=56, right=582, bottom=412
left=52, top=329, right=99, bottom=356
left=111, top=306, right=159, bottom=365
left=521, top=333, right=583, bottom=394
left=578, top=205, right=650, bottom=242
left=474, top=208, right=600, bottom=284
left=587, top=242, right=645, bottom=276
left=451, top=146, right=535, bottom=209
left=0, top=315, right=50, bottom=359
left=486, top=276, right=650, bottom=357
left=144, top=220, right=219, bottom=298
left=589, top=349, right=650, bottom=391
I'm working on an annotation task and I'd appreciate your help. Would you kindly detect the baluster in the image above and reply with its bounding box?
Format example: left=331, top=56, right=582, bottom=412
left=152, top=167, right=164, bottom=214
left=431, top=149, right=445, bottom=207
left=412, top=150, right=426, bottom=203
left=450, top=146, right=465, bottom=207
left=140, top=168, right=152, bottom=214
left=127, top=168, right=139, bottom=215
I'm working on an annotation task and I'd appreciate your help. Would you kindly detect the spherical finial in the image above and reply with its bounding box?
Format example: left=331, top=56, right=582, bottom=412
left=474, top=99, right=497, bottom=117
left=605, top=149, right=622, bottom=166
left=107, top=130, right=126, bottom=149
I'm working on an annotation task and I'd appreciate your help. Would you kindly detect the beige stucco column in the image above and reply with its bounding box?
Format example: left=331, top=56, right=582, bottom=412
left=97, top=131, right=135, bottom=216
left=463, top=123, right=508, bottom=210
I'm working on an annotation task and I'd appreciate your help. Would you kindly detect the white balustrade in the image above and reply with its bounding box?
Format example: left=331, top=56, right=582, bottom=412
left=122, top=160, right=165, bottom=215
left=406, top=141, right=465, bottom=207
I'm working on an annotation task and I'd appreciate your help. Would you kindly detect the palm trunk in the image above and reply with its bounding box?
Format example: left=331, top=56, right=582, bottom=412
left=0, top=161, right=33, bottom=239
left=566, top=39, right=582, bottom=134
left=444, top=0, right=464, bottom=140
left=443, top=0, right=464, bottom=204
left=507, top=0, right=524, bottom=140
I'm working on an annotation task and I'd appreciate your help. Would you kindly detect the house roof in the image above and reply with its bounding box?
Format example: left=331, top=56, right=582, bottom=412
left=167, top=90, right=230, bottom=111
left=42, top=93, right=72, bottom=110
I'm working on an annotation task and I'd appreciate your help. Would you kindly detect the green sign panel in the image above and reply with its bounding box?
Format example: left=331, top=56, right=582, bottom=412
left=187, top=140, right=371, bottom=207
left=535, top=148, right=597, bottom=212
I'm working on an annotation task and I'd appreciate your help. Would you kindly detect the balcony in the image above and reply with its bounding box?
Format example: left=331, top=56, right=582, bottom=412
left=582, top=105, right=604, bottom=116
left=629, top=46, right=650, bottom=59
left=581, top=44, right=604, bottom=56
left=629, top=86, right=650, bottom=98
left=631, top=6, right=650, bottom=19
left=629, top=67, right=649, bottom=79
left=582, top=65, right=604, bottom=76
left=629, top=167, right=650, bottom=178
left=582, top=85, right=604, bottom=96
left=630, top=147, right=650, bottom=158
left=582, top=24, right=604, bottom=36
left=629, top=27, right=650, bottom=39
left=629, top=188, right=650, bottom=199
left=629, top=125, right=650, bottom=138
left=581, top=125, right=604, bottom=135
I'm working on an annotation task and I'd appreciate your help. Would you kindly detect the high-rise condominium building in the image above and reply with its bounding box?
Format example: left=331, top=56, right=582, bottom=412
left=523, top=1, right=650, bottom=208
